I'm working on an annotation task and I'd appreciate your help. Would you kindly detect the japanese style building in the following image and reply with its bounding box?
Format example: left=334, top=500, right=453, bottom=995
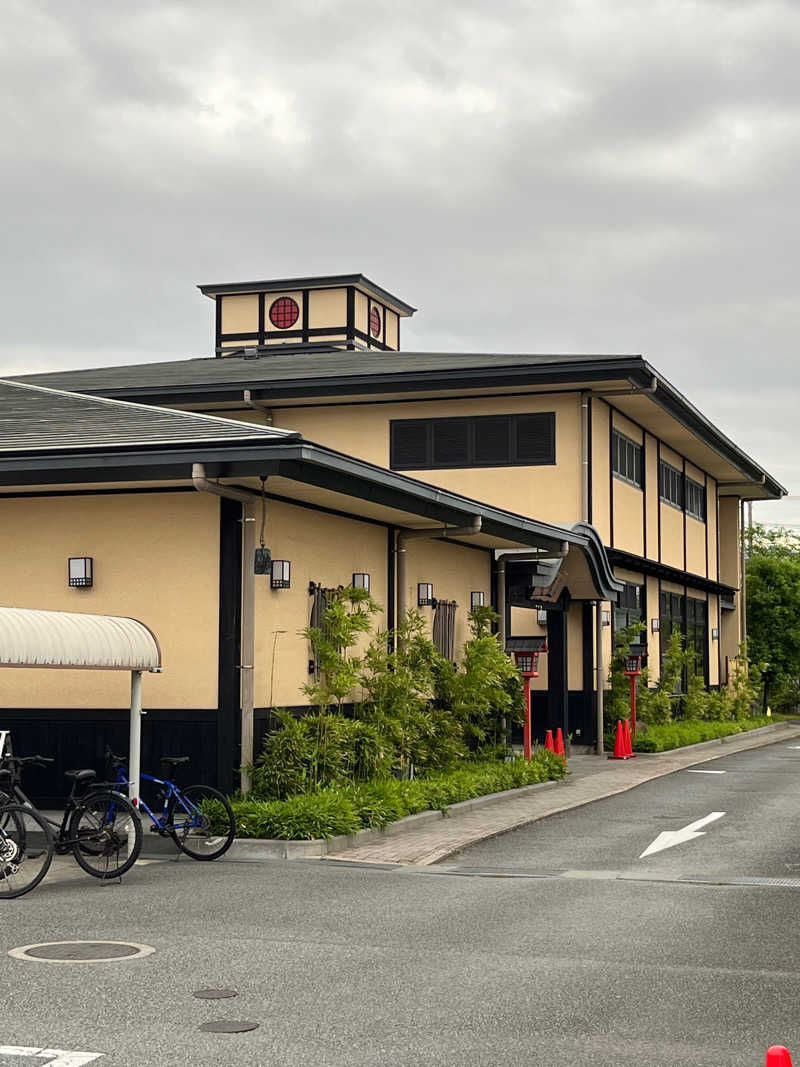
left=2, top=273, right=783, bottom=798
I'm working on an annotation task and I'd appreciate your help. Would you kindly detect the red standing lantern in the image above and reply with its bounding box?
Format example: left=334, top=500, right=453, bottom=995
left=513, top=644, right=547, bottom=761
left=623, top=650, right=645, bottom=738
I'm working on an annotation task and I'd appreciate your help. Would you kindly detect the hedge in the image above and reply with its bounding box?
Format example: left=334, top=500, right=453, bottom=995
left=631, top=716, right=774, bottom=753
left=230, top=751, right=567, bottom=840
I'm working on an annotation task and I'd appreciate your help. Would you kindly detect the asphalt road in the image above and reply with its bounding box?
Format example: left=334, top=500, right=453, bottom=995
left=1, top=740, right=799, bottom=1066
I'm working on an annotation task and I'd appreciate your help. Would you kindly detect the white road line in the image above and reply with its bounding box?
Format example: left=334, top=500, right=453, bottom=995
left=0, top=1047, right=103, bottom=1065
left=639, top=811, right=726, bottom=858
left=685, top=769, right=726, bottom=774
left=788, top=746, right=800, bottom=750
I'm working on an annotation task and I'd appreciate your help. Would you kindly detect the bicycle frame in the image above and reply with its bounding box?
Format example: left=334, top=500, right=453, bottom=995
left=112, top=769, right=203, bottom=832
left=5, top=780, right=122, bottom=850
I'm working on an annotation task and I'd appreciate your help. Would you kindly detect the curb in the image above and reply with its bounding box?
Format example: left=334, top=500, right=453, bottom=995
left=140, top=720, right=799, bottom=862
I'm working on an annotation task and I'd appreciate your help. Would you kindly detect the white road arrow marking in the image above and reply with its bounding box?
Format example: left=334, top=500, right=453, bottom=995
left=686, top=769, right=726, bottom=774
left=0, top=1047, right=103, bottom=1065
left=639, top=811, right=726, bottom=859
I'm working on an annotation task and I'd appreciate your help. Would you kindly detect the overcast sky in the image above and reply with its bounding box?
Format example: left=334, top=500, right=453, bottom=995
left=2, top=0, right=798, bottom=524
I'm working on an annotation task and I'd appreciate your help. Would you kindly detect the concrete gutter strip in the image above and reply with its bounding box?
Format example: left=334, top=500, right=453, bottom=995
left=140, top=720, right=798, bottom=863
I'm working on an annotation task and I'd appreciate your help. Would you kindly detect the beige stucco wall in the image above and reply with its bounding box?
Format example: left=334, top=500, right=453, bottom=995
left=706, top=480, right=718, bottom=581
left=613, top=479, right=644, bottom=556
left=308, top=288, right=346, bottom=329
left=220, top=294, right=258, bottom=334
left=660, top=504, right=684, bottom=569
left=591, top=402, right=611, bottom=543
left=279, top=393, right=582, bottom=526
left=385, top=309, right=399, bottom=349
left=718, top=497, right=740, bottom=588
left=685, top=514, right=706, bottom=577
left=708, top=594, right=720, bottom=687
left=354, top=290, right=368, bottom=333
left=644, top=433, right=659, bottom=561
left=645, top=575, right=661, bottom=681
left=254, top=500, right=389, bottom=709
left=0, top=492, right=220, bottom=709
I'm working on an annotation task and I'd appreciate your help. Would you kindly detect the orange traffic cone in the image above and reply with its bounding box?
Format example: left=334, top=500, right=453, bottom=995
left=608, top=720, right=626, bottom=759
left=554, top=728, right=566, bottom=758
left=766, top=1048, right=793, bottom=1066
left=544, top=729, right=555, bottom=752
left=622, top=718, right=636, bottom=758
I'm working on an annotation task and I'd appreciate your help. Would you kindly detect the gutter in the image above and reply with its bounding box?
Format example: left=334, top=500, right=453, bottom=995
left=192, top=462, right=259, bottom=794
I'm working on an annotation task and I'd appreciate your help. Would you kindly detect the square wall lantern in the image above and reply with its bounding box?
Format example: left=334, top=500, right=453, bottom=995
left=470, top=591, right=485, bottom=609
left=418, top=582, right=434, bottom=607
left=651, top=618, right=660, bottom=633
left=352, top=573, right=370, bottom=592
left=536, top=608, right=548, bottom=626
left=271, top=560, right=291, bottom=589
left=712, top=627, right=720, bottom=641
left=68, top=557, right=93, bottom=588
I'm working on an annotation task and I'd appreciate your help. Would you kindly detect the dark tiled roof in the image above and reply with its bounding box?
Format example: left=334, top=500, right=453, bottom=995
left=0, top=379, right=299, bottom=453
left=16, top=350, right=638, bottom=395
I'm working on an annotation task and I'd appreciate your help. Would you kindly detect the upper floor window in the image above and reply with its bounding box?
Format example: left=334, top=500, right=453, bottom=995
left=685, top=477, right=706, bottom=521
left=390, top=412, right=556, bottom=470
left=612, top=430, right=643, bottom=489
left=659, top=461, right=683, bottom=510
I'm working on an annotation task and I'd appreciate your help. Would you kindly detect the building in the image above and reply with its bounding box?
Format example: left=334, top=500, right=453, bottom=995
left=3, top=273, right=783, bottom=798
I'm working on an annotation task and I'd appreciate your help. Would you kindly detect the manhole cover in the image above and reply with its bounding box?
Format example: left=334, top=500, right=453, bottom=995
left=194, top=988, right=238, bottom=1000
left=199, top=1020, right=259, bottom=1033
left=9, top=940, right=155, bottom=963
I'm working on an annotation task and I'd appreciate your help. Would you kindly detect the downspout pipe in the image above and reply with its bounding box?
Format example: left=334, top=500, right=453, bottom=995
left=192, top=463, right=257, bottom=794
left=396, top=519, right=482, bottom=641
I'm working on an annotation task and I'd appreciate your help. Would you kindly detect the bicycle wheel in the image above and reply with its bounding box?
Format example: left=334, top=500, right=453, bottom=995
left=69, top=790, right=142, bottom=879
left=0, top=804, right=54, bottom=899
left=167, top=785, right=236, bottom=861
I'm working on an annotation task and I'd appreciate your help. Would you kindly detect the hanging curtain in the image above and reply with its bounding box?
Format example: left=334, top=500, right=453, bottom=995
left=433, top=600, right=457, bottom=661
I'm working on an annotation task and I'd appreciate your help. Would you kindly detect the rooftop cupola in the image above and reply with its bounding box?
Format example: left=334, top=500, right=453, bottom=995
left=198, top=273, right=416, bottom=357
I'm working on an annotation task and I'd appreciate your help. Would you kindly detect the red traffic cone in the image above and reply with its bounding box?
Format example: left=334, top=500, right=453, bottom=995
left=623, top=718, right=636, bottom=758
left=766, top=1047, right=793, bottom=1066
left=544, top=729, right=555, bottom=752
left=554, top=728, right=566, bottom=758
left=609, top=720, right=626, bottom=759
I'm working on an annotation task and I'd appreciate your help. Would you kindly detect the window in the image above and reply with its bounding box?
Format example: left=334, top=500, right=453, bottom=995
left=390, top=412, right=556, bottom=470
left=659, top=592, right=708, bottom=685
left=659, top=461, right=683, bottom=509
left=269, top=297, right=299, bottom=329
left=685, top=478, right=706, bottom=522
left=613, top=581, right=644, bottom=634
left=612, top=431, right=643, bottom=488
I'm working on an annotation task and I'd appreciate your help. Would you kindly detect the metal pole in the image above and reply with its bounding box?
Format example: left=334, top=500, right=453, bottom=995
left=740, top=498, right=748, bottom=661
left=396, top=536, right=407, bottom=650
left=630, top=675, right=637, bottom=738
left=595, top=603, right=604, bottom=754
left=240, top=500, right=256, bottom=794
left=128, top=670, right=143, bottom=856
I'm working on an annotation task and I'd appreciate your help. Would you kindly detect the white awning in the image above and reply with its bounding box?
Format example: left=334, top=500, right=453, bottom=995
left=0, top=607, right=161, bottom=671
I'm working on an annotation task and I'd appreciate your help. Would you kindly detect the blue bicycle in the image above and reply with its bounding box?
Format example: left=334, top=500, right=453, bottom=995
left=105, top=749, right=235, bottom=861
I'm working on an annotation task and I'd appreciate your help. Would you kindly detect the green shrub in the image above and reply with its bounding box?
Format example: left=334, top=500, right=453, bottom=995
left=232, top=754, right=567, bottom=839
left=632, top=716, right=771, bottom=752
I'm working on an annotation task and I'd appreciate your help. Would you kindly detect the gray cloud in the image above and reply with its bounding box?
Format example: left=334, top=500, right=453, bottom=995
left=2, top=0, right=799, bottom=523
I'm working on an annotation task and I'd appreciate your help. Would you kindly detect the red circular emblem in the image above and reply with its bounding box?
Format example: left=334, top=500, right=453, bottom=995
left=269, top=297, right=300, bottom=330
left=369, top=306, right=381, bottom=338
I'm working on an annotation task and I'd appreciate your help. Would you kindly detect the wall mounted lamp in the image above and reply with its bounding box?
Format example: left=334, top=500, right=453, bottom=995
left=651, top=618, right=660, bottom=633
left=712, top=627, right=720, bottom=641
left=470, top=591, right=485, bottom=609
left=271, top=560, right=291, bottom=589
left=68, top=557, right=93, bottom=588
left=418, top=582, right=434, bottom=607
left=352, top=573, right=370, bottom=592
left=536, top=608, right=548, bottom=626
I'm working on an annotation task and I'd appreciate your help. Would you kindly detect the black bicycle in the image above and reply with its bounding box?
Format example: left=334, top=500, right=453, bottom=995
left=0, top=769, right=54, bottom=898
left=0, top=755, right=142, bottom=880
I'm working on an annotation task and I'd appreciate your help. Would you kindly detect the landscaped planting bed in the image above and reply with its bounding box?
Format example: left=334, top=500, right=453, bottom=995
left=631, top=715, right=775, bottom=752
left=230, top=752, right=567, bottom=840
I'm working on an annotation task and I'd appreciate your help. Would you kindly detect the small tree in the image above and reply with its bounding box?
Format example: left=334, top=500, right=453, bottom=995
left=605, top=621, right=646, bottom=727
left=302, top=585, right=381, bottom=712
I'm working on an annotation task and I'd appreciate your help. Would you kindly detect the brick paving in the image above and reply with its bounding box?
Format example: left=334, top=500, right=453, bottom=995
left=326, top=723, right=799, bottom=866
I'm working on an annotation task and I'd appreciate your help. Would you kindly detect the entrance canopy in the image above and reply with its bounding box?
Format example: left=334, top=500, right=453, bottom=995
left=0, top=606, right=161, bottom=813
left=0, top=607, right=161, bottom=671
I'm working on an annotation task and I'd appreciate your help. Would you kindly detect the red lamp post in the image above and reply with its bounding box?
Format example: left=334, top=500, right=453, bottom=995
left=623, top=653, right=644, bottom=738
left=514, top=648, right=545, bottom=760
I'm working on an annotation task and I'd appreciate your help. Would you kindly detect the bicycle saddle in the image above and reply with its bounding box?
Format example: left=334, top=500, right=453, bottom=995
left=64, top=769, right=96, bottom=783
left=160, top=756, right=189, bottom=767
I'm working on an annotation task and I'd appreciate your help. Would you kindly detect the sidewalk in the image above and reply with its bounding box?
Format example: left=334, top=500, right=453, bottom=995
left=325, top=721, right=800, bottom=866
